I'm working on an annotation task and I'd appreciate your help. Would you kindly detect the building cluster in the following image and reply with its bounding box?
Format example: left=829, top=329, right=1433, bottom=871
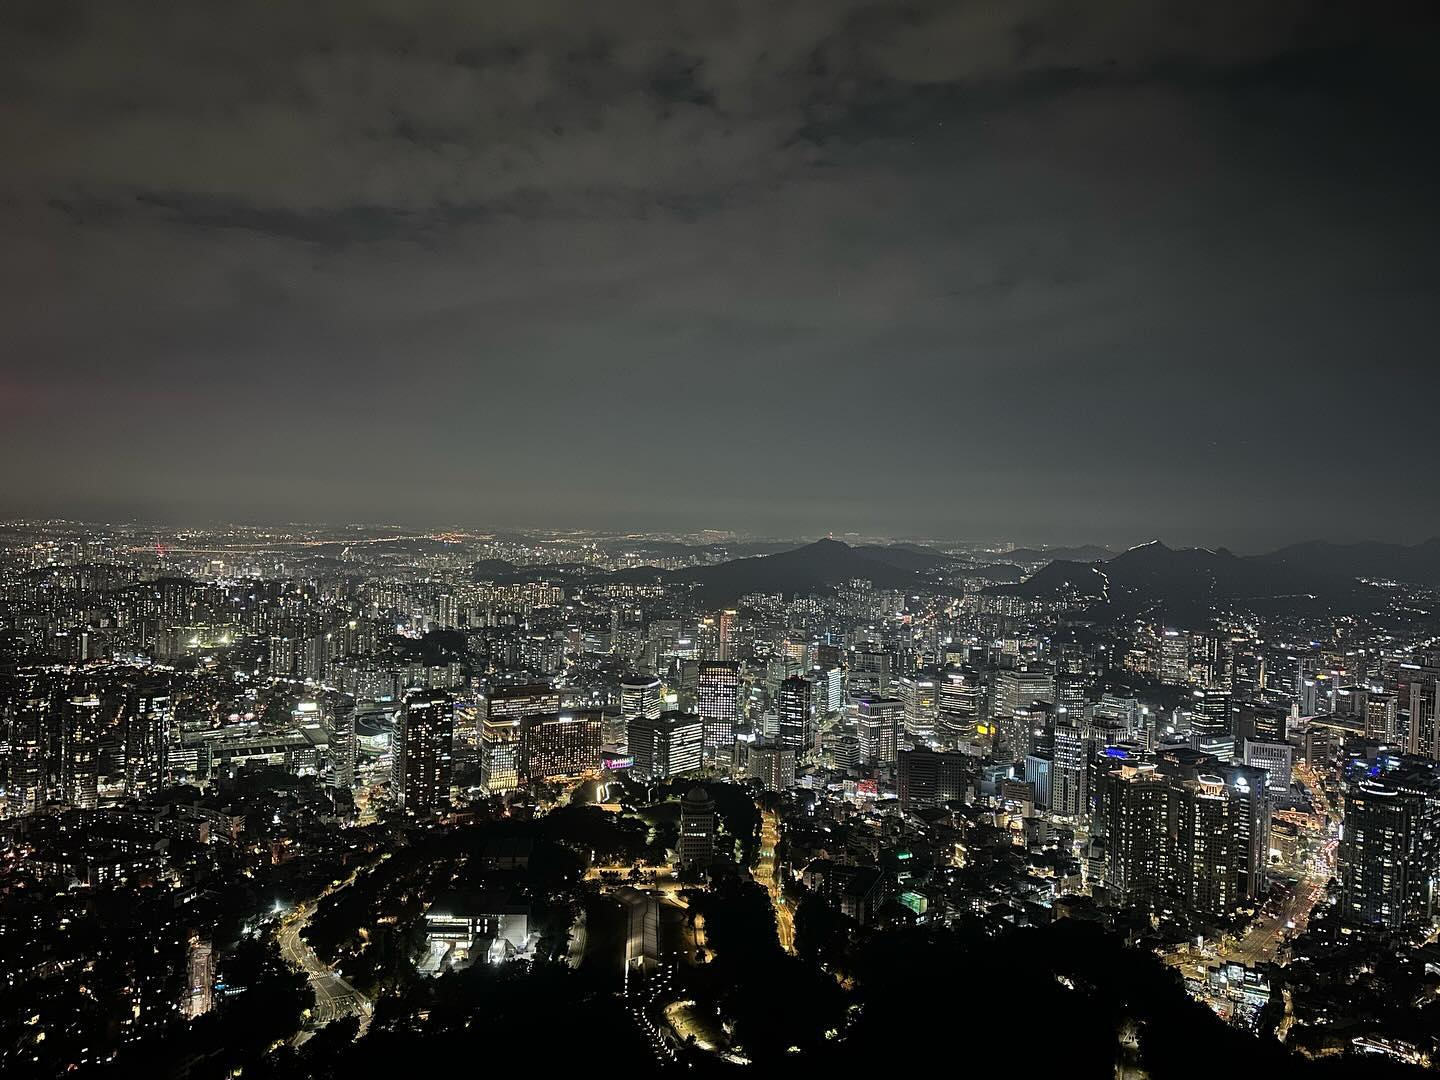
left=3, top=522, right=1440, bottom=1068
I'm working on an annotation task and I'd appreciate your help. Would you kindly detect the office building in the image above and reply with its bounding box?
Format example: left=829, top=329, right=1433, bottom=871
left=748, top=741, right=796, bottom=792
left=1242, top=738, right=1294, bottom=794
left=898, top=673, right=937, bottom=740
left=897, top=746, right=970, bottom=808
left=855, top=695, right=901, bottom=767
left=679, top=786, right=716, bottom=869
left=1051, top=717, right=1089, bottom=818
left=519, top=711, right=603, bottom=782
left=1191, top=687, right=1233, bottom=759
left=697, top=661, right=740, bottom=759
left=776, top=675, right=812, bottom=756
left=619, top=672, right=662, bottom=746
left=848, top=644, right=891, bottom=697
left=628, top=710, right=703, bottom=780
left=482, top=683, right=560, bottom=793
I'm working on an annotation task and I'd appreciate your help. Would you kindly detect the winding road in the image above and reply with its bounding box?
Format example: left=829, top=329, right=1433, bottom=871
left=277, top=894, right=373, bottom=1043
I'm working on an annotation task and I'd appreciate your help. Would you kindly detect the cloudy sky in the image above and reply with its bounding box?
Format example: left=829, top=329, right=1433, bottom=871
left=1, top=0, right=1436, bottom=548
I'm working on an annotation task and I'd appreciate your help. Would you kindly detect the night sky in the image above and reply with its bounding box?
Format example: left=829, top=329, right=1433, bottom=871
left=2, top=1, right=1436, bottom=548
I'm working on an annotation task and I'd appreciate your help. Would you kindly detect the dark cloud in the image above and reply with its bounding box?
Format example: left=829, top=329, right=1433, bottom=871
left=1, top=0, right=1437, bottom=547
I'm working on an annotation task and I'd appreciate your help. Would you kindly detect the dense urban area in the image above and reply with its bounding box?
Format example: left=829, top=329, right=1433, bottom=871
left=2, top=520, right=1439, bottom=1077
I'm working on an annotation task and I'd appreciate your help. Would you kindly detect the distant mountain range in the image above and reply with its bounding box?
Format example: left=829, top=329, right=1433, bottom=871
left=468, top=534, right=1440, bottom=613
left=471, top=538, right=1018, bottom=603
left=607, top=538, right=946, bottom=602
left=984, top=537, right=1440, bottom=618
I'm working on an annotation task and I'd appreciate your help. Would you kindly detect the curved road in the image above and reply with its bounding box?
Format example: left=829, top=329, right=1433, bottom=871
left=277, top=896, right=373, bottom=1042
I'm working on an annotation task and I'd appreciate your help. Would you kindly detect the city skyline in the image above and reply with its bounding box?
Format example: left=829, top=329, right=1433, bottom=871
left=3, top=2, right=1439, bottom=1074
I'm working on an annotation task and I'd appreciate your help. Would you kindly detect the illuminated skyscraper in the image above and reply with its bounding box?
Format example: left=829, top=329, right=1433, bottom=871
left=718, top=610, right=737, bottom=662
left=856, top=695, right=901, bottom=767
left=1191, top=686, right=1233, bottom=759
left=122, top=684, right=171, bottom=797
left=776, top=675, right=812, bottom=757
left=482, top=683, right=560, bottom=793
left=620, top=673, right=662, bottom=751
left=1051, top=717, right=1089, bottom=818
left=330, top=706, right=357, bottom=790
left=1341, top=760, right=1440, bottom=929
left=396, top=690, right=454, bottom=814
left=679, top=786, right=716, bottom=869
left=7, top=696, right=48, bottom=814
left=63, top=694, right=102, bottom=810
left=898, top=673, right=937, bottom=740
left=629, top=710, right=703, bottom=779
left=519, top=711, right=602, bottom=781
left=697, top=661, right=740, bottom=758
left=1104, top=762, right=1173, bottom=907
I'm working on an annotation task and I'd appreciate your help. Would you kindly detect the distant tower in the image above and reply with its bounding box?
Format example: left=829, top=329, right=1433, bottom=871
left=123, top=684, right=171, bottom=797
left=718, top=610, right=737, bottom=662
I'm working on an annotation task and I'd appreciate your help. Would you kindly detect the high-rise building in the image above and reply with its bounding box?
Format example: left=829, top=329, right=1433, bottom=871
left=748, top=741, right=796, bottom=792
left=1400, top=661, right=1439, bottom=760
left=898, top=673, right=938, bottom=740
left=62, top=694, right=102, bottom=810
left=121, top=685, right=171, bottom=797
left=628, top=710, right=703, bottom=780
left=697, top=661, right=740, bottom=758
left=831, top=732, right=861, bottom=771
left=776, top=675, right=812, bottom=757
left=1242, top=738, right=1294, bottom=794
left=1104, top=762, right=1173, bottom=908
left=620, top=673, right=663, bottom=738
left=679, top=786, right=716, bottom=869
left=1051, top=717, right=1089, bottom=818
left=848, top=644, right=891, bottom=697
left=1101, top=750, right=1270, bottom=916
left=396, top=690, right=454, bottom=814
left=482, top=683, right=560, bottom=793
left=855, top=695, right=901, bottom=767
left=718, top=610, right=737, bottom=662
left=1341, top=758, right=1440, bottom=929
left=897, top=746, right=970, bottom=808
left=819, top=665, right=845, bottom=714
left=1191, top=687, right=1233, bottom=759
left=1177, top=773, right=1252, bottom=918
left=519, top=711, right=602, bottom=782
left=330, top=706, right=357, bottom=790
left=990, top=668, right=1053, bottom=722
left=7, top=697, right=48, bottom=814
left=1363, top=692, right=1400, bottom=744
left=1235, top=700, right=1288, bottom=744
